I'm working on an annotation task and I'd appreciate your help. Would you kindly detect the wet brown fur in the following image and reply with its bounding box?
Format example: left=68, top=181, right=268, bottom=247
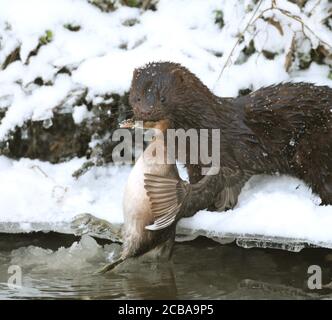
left=129, top=62, right=332, bottom=206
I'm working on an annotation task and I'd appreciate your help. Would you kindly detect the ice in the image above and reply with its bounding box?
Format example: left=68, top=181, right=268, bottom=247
left=235, top=238, right=307, bottom=252
left=10, top=235, right=121, bottom=272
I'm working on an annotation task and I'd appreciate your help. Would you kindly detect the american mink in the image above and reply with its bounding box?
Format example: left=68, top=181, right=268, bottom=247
left=129, top=62, right=332, bottom=231
left=98, top=120, right=179, bottom=273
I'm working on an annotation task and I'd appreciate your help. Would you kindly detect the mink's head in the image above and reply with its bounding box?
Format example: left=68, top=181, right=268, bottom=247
left=129, top=62, right=212, bottom=126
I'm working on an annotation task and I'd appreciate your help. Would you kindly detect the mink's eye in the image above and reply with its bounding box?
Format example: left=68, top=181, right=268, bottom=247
left=137, top=97, right=141, bottom=102
left=160, top=96, right=166, bottom=103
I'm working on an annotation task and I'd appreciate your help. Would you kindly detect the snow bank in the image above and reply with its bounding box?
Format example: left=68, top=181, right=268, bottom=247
left=0, top=156, right=129, bottom=227
left=178, top=175, right=332, bottom=247
left=0, top=156, right=332, bottom=249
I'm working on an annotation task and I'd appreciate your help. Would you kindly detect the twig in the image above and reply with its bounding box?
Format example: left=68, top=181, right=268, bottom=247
left=30, top=165, right=49, bottom=179
left=142, top=0, right=153, bottom=10
left=72, top=160, right=95, bottom=179
left=214, top=0, right=332, bottom=88
left=213, top=0, right=264, bottom=89
left=308, top=0, right=321, bottom=17
left=273, top=7, right=332, bottom=50
left=30, top=164, right=68, bottom=202
left=249, top=4, right=332, bottom=50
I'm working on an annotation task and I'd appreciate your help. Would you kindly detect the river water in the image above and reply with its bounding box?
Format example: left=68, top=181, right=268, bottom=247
left=0, top=232, right=331, bottom=299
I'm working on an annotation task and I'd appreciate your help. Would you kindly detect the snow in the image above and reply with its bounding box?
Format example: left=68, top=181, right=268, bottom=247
left=0, top=0, right=331, bottom=138
left=0, top=155, right=331, bottom=248
left=0, top=0, right=331, bottom=248
left=179, top=175, right=332, bottom=245
left=0, top=156, right=129, bottom=225
left=72, top=105, right=90, bottom=124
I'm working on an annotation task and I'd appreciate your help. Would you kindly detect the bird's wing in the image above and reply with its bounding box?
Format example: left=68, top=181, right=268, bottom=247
left=144, top=167, right=249, bottom=231
left=144, top=174, right=188, bottom=231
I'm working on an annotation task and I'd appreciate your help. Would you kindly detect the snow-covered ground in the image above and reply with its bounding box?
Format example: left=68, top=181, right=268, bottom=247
left=0, top=156, right=128, bottom=226
left=0, top=0, right=331, bottom=249
left=0, top=155, right=332, bottom=249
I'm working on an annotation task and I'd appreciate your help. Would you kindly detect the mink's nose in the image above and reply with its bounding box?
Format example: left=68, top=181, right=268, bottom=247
left=141, top=111, right=152, bottom=117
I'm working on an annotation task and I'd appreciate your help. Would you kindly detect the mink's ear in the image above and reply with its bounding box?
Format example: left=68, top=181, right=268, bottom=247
left=170, top=68, right=185, bottom=84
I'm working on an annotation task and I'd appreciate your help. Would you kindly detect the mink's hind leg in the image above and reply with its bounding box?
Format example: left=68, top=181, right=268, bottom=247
left=311, top=132, right=332, bottom=205
left=313, top=175, right=332, bottom=206
left=294, top=131, right=332, bottom=206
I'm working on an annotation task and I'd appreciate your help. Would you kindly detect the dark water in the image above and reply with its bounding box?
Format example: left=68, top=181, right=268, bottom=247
left=0, top=233, right=331, bottom=300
